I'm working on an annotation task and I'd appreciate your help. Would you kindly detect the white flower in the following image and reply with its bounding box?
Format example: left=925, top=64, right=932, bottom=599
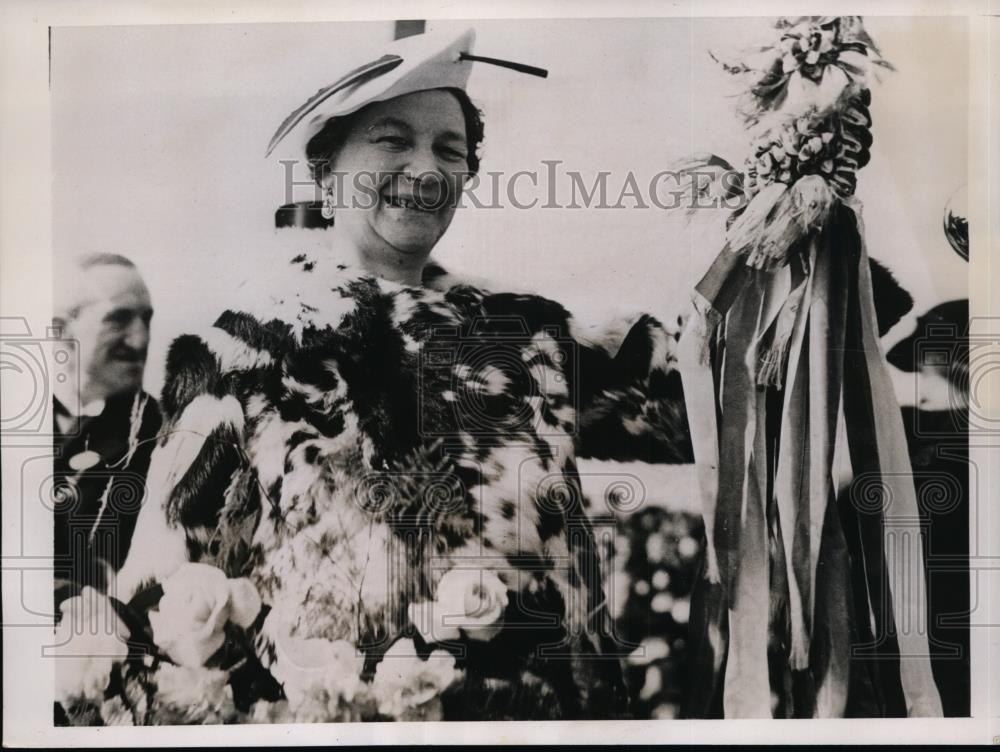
left=148, top=563, right=261, bottom=667
left=671, top=599, right=692, bottom=625
left=809, top=24, right=837, bottom=54
left=653, top=702, right=680, bottom=720
left=639, top=665, right=663, bottom=701
left=408, top=568, right=509, bottom=643
left=626, top=637, right=671, bottom=666
left=678, top=536, right=700, bottom=559
left=651, top=593, right=674, bottom=614
left=270, top=633, right=364, bottom=708
left=645, top=532, right=667, bottom=563
left=651, top=569, right=671, bottom=591
left=370, top=638, right=457, bottom=719
left=54, top=587, right=130, bottom=706
left=783, top=21, right=837, bottom=71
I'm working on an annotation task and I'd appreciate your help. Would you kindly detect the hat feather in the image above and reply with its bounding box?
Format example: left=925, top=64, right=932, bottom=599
left=264, top=54, right=404, bottom=157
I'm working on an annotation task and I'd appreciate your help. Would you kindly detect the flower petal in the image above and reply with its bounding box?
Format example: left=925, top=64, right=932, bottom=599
left=166, top=628, right=226, bottom=667
left=462, top=619, right=505, bottom=642
left=227, top=578, right=262, bottom=628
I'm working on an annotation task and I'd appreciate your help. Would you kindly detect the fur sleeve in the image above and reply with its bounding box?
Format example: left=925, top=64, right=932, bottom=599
left=115, top=310, right=287, bottom=597
left=434, top=265, right=695, bottom=465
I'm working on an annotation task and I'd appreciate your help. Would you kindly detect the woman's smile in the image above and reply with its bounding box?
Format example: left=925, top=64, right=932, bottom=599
left=379, top=184, right=442, bottom=212
left=370, top=176, right=452, bottom=255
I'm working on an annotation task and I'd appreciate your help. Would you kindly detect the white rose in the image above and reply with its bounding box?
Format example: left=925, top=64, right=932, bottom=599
left=407, top=568, right=509, bottom=644
left=148, top=563, right=261, bottom=667
left=370, top=638, right=457, bottom=719
left=270, top=633, right=364, bottom=708
left=54, top=587, right=130, bottom=706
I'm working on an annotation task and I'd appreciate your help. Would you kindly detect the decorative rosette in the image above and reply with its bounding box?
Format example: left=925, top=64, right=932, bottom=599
left=742, top=88, right=873, bottom=200
left=775, top=17, right=841, bottom=82
left=712, top=16, right=892, bottom=125
left=673, top=14, right=891, bottom=383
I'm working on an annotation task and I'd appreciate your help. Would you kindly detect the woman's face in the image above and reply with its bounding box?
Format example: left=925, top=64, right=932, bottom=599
left=324, top=90, right=470, bottom=276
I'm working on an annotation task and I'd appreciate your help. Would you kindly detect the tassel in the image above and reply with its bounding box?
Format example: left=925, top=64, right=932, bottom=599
left=743, top=186, right=802, bottom=271
left=789, top=175, right=836, bottom=231
left=754, top=274, right=809, bottom=388
left=742, top=176, right=835, bottom=271
left=756, top=339, right=792, bottom=389
left=726, top=183, right=789, bottom=259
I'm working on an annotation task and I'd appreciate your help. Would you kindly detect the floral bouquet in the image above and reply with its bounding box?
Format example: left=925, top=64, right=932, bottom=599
left=53, top=562, right=515, bottom=725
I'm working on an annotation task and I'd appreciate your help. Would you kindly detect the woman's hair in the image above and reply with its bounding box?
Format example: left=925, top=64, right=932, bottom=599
left=305, top=87, right=485, bottom=185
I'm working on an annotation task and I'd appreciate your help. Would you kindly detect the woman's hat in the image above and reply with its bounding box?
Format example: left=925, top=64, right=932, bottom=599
left=265, top=27, right=547, bottom=157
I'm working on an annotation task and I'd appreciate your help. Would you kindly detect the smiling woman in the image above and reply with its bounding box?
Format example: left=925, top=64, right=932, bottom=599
left=104, top=27, right=700, bottom=723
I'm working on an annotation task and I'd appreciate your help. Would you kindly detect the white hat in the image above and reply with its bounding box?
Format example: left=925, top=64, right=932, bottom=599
left=265, top=28, right=546, bottom=157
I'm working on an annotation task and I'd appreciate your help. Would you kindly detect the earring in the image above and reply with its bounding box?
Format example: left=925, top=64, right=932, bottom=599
left=321, top=188, right=335, bottom=220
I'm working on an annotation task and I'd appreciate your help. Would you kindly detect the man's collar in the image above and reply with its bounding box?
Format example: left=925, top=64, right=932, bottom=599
left=53, top=387, right=106, bottom=420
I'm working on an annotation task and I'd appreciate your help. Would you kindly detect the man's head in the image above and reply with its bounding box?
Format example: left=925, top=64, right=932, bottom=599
left=55, top=253, right=152, bottom=404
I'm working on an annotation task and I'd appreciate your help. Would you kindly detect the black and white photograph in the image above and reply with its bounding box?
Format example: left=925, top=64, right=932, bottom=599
left=0, top=1, right=995, bottom=745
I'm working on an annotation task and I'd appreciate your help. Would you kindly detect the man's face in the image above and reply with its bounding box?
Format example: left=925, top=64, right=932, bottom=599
left=62, top=264, right=153, bottom=402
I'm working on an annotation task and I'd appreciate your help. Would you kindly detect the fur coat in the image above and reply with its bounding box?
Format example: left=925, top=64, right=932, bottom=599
left=117, top=250, right=689, bottom=719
